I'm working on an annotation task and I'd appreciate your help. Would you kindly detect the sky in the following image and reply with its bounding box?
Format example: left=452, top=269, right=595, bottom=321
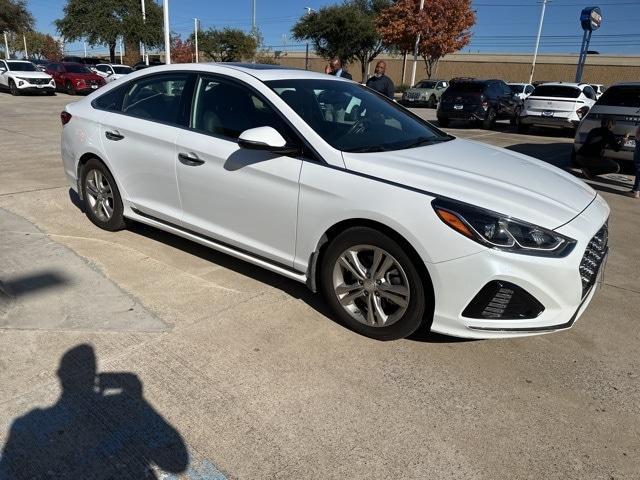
left=25, top=0, right=640, bottom=58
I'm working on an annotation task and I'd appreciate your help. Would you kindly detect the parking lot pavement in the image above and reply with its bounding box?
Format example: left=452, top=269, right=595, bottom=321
left=0, top=93, right=639, bottom=479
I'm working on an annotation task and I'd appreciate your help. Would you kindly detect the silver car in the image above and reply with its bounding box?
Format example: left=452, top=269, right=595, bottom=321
left=401, top=80, right=449, bottom=108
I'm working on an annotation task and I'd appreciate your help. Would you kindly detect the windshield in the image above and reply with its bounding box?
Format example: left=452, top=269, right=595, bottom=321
left=597, top=86, right=640, bottom=108
left=7, top=61, right=37, bottom=72
left=416, top=81, right=436, bottom=89
left=113, top=65, right=133, bottom=75
left=266, top=79, right=450, bottom=153
left=64, top=64, right=92, bottom=74
left=531, top=85, right=580, bottom=98
left=509, top=84, right=525, bottom=94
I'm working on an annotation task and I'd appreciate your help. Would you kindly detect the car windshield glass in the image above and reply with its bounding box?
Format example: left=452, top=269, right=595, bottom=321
left=7, top=62, right=37, bottom=72
left=509, top=84, right=525, bottom=94
left=446, top=82, right=484, bottom=93
left=597, top=86, right=640, bottom=108
left=64, top=64, right=92, bottom=74
left=531, top=85, right=581, bottom=98
left=416, top=81, right=436, bottom=89
left=266, top=79, right=451, bottom=153
left=113, top=66, right=133, bottom=74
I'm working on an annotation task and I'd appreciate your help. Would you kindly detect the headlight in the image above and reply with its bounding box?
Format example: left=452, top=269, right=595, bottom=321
left=432, top=198, right=576, bottom=257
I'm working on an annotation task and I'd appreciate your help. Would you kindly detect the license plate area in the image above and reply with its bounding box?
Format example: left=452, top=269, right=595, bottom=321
left=624, top=139, right=636, bottom=148
left=542, top=110, right=554, bottom=117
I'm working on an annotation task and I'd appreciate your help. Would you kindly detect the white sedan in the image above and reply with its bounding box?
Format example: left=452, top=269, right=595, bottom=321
left=94, top=64, right=133, bottom=83
left=59, top=63, right=609, bottom=340
left=0, top=59, right=55, bottom=95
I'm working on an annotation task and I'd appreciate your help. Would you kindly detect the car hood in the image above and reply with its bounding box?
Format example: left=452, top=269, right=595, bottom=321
left=66, top=72, right=102, bottom=80
left=10, top=71, right=51, bottom=79
left=341, top=138, right=596, bottom=229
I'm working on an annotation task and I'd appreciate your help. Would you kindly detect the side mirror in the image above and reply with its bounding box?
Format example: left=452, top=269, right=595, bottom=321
left=238, top=126, right=298, bottom=155
left=0, top=68, right=6, bottom=73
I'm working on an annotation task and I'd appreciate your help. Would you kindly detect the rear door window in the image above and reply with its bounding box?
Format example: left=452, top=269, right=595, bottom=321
left=121, top=73, right=191, bottom=126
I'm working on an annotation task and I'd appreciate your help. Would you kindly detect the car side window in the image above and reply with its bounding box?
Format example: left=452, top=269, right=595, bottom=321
left=93, top=84, right=128, bottom=112
left=0, top=60, right=7, bottom=71
left=191, top=75, right=292, bottom=141
left=583, top=86, right=596, bottom=100
left=96, top=65, right=109, bottom=73
left=525, top=85, right=534, bottom=94
left=120, top=73, right=190, bottom=125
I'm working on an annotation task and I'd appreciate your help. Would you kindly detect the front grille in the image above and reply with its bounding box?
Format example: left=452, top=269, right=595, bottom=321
left=405, top=92, right=421, bottom=100
left=29, top=78, right=50, bottom=85
left=579, top=222, right=608, bottom=298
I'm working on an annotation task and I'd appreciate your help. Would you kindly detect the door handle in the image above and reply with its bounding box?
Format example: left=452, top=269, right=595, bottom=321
left=105, top=130, right=124, bottom=141
left=178, top=152, right=205, bottom=166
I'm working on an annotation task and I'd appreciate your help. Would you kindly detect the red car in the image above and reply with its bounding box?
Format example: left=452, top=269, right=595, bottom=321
left=45, top=62, right=106, bottom=95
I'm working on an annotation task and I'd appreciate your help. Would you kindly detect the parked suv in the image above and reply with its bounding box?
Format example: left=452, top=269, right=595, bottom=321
left=573, top=82, right=640, bottom=167
left=0, top=60, right=55, bottom=95
left=45, top=62, right=106, bottom=95
left=518, top=83, right=596, bottom=133
left=437, top=79, right=520, bottom=129
left=400, top=80, right=449, bottom=108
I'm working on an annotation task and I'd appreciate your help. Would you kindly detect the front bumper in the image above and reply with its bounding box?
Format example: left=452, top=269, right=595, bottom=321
left=425, top=194, right=610, bottom=339
left=17, top=85, right=55, bottom=93
left=438, top=106, right=485, bottom=122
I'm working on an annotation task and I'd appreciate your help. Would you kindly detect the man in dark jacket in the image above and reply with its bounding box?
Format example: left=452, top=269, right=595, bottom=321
left=324, top=58, right=352, bottom=80
left=577, top=117, right=624, bottom=178
left=366, top=60, right=395, bottom=99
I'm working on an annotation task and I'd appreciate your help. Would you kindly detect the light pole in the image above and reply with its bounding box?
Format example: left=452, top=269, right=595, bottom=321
left=83, top=41, right=87, bottom=58
left=252, top=0, right=256, bottom=36
left=193, top=18, right=199, bottom=63
left=141, top=0, right=149, bottom=65
left=23, top=34, right=28, bottom=59
left=119, top=37, right=124, bottom=64
left=410, top=0, right=425, bottom=87
left=163, top=0, right=171, bottom=64
left=3, top=32, right=8, bottom=60
left=529, top=0, right=548, bottom=85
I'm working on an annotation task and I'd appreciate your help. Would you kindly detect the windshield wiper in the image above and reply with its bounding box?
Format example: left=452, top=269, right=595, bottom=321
left=343, top=145, right=387, bottom=153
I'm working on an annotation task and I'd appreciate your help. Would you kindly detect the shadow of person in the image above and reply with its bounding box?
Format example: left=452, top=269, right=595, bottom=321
left=0, top=344, right=188, bottom=479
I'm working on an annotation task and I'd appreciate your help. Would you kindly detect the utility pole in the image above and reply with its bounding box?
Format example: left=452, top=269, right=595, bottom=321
left=163, top=0, right=171, bottom=64
left=23, top=34, right=28, bottom=59
left=3, top=32, right=8, bottom=60
left=529, top=0, right=548, bottom=85
left=119, top=37, right=124, bottom=64
left=83, top=41, right=87, bottom=58
left=141, top=0, right=149, bottom=65
left=305, top=43, right=309, bottom=70
left=252, top=0, right=256, bottom=36
left=193, top=18, right=199, bottom=63
left=410, top=0, right=425, bottom=87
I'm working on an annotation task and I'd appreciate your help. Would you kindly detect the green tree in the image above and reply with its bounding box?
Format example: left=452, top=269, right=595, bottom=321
left=0, top=0, right=33, bottom=34
left=291, top=0, right=390, bottom=81
left=55, top=0, right=163, bottom=63
left=195, top=28, right=257, bottom=62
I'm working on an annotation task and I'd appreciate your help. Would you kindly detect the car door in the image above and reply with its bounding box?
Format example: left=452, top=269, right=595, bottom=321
left=174, top=74, right=303, bottom=267
left=51, top=64, right=66, bottom=88
left=96, top=71, right=194, bottom=223
left=496, top=82, right=516, bottom=117
left=0, top=60, right=8, bottom=88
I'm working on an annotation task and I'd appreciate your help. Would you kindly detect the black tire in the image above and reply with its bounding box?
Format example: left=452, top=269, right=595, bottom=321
left=482, top=108, right=496, bottom=129
left=516, top=117, right=530, bottom=133
left=9, top=80, right=20, bottom=96
left=80, top=158, right=128, bottom=231
left=427, top=94, right=437, bottom=109
left=319, top=227, right=428, bottom=341
left=510, top=107, right=521, bottom=126
left=570, top=149, right=579, bottom=168
left=46, top=90, right=56, bottom=96
left=65, top=80, right=76, bottom=95
left=437, top=117, right=449, bottom=128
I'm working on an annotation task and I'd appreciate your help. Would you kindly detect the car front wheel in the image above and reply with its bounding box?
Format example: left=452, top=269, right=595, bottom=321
left=81, top=158, right=127, bottom=231
left=66, top=80, right=76, bottom=95
left=9, top=80, right=20, bottom=96
left=320, top=227, right=428, bottom=340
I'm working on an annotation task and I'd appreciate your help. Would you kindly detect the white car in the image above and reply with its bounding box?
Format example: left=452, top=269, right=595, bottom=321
left=94, top=64, right=134, bottom=83
left=508, top=82, right=535, bottom=103
left=0, top=59, right=55, bottom=95
left=590, top=84, right=606, bottom=100
left=518, top=83, right=597, bottom=132
left=60, top=64, right=609, bottom=340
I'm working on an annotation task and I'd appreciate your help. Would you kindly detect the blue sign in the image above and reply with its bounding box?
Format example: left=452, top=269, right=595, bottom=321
left=580, top=6, right=602, bottom=31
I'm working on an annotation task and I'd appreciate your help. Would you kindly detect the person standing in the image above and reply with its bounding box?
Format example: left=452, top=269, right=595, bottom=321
left=324, top=58, right=352, bottom=80
left=365, top=60, right=395, bottom=100
left=627, top=123, right=640, bottom=198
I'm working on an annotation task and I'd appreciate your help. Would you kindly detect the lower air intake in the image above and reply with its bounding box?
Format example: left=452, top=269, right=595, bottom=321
left=462, top=280, right=545, bottom=320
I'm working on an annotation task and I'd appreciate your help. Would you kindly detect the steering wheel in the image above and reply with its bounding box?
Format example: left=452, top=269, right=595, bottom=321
left=343, top=116, right=372, bottom=137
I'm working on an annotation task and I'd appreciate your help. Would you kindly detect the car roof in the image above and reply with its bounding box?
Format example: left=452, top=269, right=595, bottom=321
left=6, top=60, right=32, bottom=63
left=608, top=81, right=640, bottom=87
left=535, top=82, right=584, bottom=88
left=122, top=62, right=351, bottom=82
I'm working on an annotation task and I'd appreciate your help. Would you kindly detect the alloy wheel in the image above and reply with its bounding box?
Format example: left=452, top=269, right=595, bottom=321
left=84, top=169, right=115, bottom=222
left=332, top=245, right=410, bottom=328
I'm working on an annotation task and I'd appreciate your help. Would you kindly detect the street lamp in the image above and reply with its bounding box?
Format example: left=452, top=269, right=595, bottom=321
left=163, top=0, right=171, bottom=64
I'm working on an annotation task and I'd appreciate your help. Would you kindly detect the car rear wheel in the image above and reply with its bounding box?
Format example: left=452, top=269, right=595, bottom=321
left=81, top=159, right=127, bottom=231
left=510, top=107, right=521, bottom=126
left=320, top=227, right=427, bottom=341
left=482, top=108, right=497, bottom=129
left=65, top=80, right=76, bottom=95
left=516, top=116, right=530, bottom=133
left=427, top=94, right=437, bottom=108
left=9, top=80, right=20, bottom=96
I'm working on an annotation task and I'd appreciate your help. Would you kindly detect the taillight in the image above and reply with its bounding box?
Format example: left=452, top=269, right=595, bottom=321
left=60, top=111, right=72, bottom=126
left=481, top=101, right=489, bottom=111
left=576, top=106, right=589, bottom=119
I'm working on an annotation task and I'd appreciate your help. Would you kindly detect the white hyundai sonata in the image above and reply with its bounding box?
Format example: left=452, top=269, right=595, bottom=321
left=60, top=63, right=609, bottom=340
